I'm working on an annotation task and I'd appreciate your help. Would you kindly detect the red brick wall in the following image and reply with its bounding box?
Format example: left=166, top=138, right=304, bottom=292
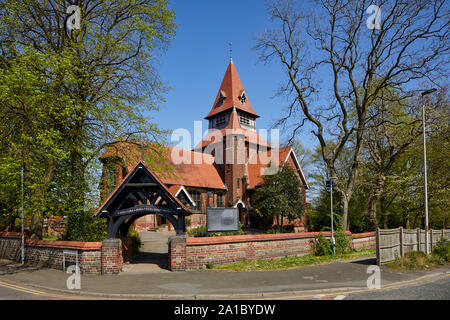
left=168, top=231, right=376, bottom=271
left=0, top=232, right=122, bottom=275
left=351, top=232, right=376, bottom=251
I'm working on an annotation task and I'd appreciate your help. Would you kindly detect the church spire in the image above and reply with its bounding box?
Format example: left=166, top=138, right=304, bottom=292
left=205, top=60, right=259, bottom=120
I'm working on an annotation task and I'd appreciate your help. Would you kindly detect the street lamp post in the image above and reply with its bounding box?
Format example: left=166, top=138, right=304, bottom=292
left=326, top=178, right=337, bottom=256
left=421, top=88, right=436, bottom=255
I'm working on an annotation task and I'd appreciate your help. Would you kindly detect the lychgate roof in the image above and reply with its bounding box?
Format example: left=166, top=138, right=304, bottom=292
left=96, top=161, right=190, bottom=237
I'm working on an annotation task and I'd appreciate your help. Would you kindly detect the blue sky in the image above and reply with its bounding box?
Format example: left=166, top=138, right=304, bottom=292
left=156, top=0, right=317, bottom=150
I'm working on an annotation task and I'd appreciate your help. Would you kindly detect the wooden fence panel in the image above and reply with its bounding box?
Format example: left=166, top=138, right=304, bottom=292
left=376, top=228, right=450, bottom=265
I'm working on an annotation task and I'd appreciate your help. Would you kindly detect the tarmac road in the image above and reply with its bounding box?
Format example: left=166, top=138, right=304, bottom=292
left=344, top=273, right=450, bottom=300
left=0, top=232, right=448, bottom=300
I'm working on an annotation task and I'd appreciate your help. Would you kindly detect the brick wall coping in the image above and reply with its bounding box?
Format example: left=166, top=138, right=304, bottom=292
left=0, top=232, right=102, bottom=250
left=24, top=239, right=102, bottom=250
left=186, top=231, right=352, bottom=246
left=0, top=232, right=21, bottom=239
left=352, top=232, right=376, bottom=239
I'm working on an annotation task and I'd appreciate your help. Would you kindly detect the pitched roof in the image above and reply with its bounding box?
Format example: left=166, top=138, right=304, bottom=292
left=168, top=185, right=196, bottom=206
left=227, top=107, right=241, bottom=129
left=247, top=146, right=309, bottom=189
left=101, top=143, right=226, bottom=190
left=95, top=161, right=190, bottom=217
left=205, top=61, right=259, bottom=119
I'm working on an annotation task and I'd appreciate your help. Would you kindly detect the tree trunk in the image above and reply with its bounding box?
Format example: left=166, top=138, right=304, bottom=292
left=340, top=197, right=350, bottom=231
left=367, top=175, right=386, bottom=230
left=29, top=158, right=56, bottom=240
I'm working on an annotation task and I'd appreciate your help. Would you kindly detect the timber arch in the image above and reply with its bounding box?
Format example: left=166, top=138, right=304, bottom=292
left=95, top=161, right=190, bottom=238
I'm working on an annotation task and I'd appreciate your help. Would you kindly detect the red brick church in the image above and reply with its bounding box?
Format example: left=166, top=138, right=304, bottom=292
left=99, top=59, right=309, bottom=231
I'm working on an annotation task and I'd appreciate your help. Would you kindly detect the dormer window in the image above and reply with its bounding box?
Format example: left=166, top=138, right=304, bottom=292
left=218, top=91, right=226, bottom=106
left=239, top=91, right=247, bottom=104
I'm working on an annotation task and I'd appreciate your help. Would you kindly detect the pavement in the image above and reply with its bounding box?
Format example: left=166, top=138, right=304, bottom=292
left=0, top=231, right=449, bottom=300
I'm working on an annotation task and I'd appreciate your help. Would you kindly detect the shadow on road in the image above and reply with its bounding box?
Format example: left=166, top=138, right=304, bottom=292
left=349, top=258, right=377, bottom=266
left=0, top=260, right=44, bottom=276
left=130, top=252, right=168, bottom=270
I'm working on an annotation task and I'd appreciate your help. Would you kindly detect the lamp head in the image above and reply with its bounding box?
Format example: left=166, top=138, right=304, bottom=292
left=421, top=88, right=437, bottom=96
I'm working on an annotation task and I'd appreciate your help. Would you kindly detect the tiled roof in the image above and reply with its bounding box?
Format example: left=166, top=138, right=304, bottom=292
left=205, top=61, right=259, bottom=119
left=95, top=160, right=191, bottom=217
left=101, top=143, right=226, bottom=190
left=247, top=146, right=308, bottom=189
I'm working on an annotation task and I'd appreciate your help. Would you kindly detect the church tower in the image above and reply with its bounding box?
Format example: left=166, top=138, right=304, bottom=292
left=197, top=59, right=271, bottom=207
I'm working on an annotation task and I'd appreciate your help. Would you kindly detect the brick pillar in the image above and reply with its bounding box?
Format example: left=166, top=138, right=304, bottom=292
left=168, top=235, right=187, bottom=271
left=101, top=239, right=123, bottom=275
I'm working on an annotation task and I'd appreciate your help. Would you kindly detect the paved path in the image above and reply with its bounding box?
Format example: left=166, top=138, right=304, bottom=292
left=121, top=231, right=174, bottom=274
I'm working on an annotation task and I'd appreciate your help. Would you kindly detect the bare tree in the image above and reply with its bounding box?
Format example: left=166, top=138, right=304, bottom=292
left=255, top=0, right=449, bottom=229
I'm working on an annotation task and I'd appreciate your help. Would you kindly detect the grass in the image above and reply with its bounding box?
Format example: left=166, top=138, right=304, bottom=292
left=210, top=249, right=375, bottom=271
left=386, top=251, right=449, bottom=271
left=386, top=239, right=450, bottom=271
left=42, top=236, right=59, bottom=241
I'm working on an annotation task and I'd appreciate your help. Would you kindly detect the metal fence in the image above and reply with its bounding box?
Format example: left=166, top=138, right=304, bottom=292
left=376, top=228, right=450, bottom=265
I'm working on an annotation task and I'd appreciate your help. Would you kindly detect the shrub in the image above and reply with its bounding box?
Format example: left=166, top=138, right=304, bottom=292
left=185, top=218, right=191, bottom=228
left=187, top=225, right=207, bottom=237
left=127, top=228, right=142, bottom=259
left=187, top=224, right=245, bottom=237
left=313, top=234, right=333, bottom=256
left=432, top=238, right=450, bottom=262
left=62, top=210, right=107, bottom=242
left=335, top=230, right=351, bottom=255
left=313, top=231, right=350, bottom=256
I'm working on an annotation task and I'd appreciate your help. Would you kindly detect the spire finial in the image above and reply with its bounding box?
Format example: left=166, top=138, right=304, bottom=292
left=229, top=42, right=233, bottom=63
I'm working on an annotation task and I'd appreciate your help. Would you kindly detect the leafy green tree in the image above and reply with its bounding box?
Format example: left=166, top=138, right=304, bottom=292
left=361, top=88, right=422, bottom=229
left=0, top=1, right=176, bottom=238
left=0, top=50, right=72, bottom=237
left=253, top=166, right=305, bottom=232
